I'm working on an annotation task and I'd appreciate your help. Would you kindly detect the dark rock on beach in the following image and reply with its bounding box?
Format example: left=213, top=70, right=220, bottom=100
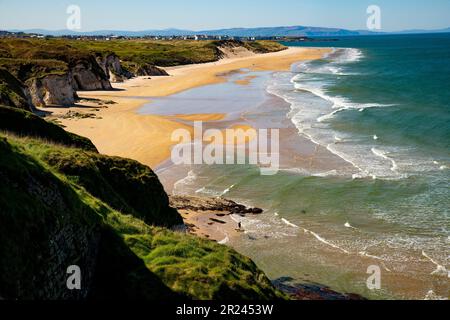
left=170, top=195, right=264, bottom=216
left=273, top=277, right=367, bottom=301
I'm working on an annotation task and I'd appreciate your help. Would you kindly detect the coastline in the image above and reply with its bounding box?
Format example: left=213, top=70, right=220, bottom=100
left=44, top=47, right=330, bottom=169
left=42, top=45, right=336, bottom=254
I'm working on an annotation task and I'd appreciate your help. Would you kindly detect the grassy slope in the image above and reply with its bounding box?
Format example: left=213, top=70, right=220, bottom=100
left=0, top=38, right=107, bottom=82
left=0, top=133, right=285, bottom=300
left=0, top=38, right=286, bottom=109
left=0, top=38, right=286, bottom=68
left=0, top=106, right=97, bottom=151
left=18, top=137, right=182, bottom=227
left=0, top=69, right=32, bottom=110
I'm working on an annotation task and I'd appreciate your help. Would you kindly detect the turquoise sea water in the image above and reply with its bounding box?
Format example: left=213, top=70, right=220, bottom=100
left=153, top=34, right=450, bottom=299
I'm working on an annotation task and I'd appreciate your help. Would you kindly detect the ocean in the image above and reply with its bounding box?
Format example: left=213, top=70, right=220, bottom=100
left=152, top=34, right=450, bottom=299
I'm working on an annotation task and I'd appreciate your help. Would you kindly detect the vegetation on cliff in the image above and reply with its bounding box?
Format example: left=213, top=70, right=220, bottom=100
left=0, top=38, right=286, bottom=109
left=0, top=105, right=97, bottom=151
left=63, top=39, right=286, bottom=67
left=21, top=139, right=182, bottom=227
left=0, top=68, right=33, bottom=111
left=0, top=107, right=285, bottom=300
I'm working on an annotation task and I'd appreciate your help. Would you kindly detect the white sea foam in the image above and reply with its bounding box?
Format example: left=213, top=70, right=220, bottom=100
left=422, top=251, right=449, bottom=278
left=424, top=290, right=449, bottom=301
left=218, top=235, right=230, bottom=245
left=371, top=148, right=399, bottom=172
left=305, top=229, right=350, bottom=254
left=358, top=251, right=384, bottom=261
left=195, top=187, right=222, bottom=197
left=173, top=170, right=197, bottom=195
left=335, top=48, right=364, bottom=63
left=278, top=216, right=351, bottom=254
left=345, top=222, right=358, bottom=230
left=282, top=218, right=299, bottom=228
left=268, top=51, right=405, bottom=180
left=220, top=184, right=235, bottom=196
left=312, top=170, right=339, bottom=178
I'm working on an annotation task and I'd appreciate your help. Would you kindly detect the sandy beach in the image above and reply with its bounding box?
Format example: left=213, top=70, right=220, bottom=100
left=42, top=46, right=331, bottom=246
left=45, top=47, right=330, bottom=169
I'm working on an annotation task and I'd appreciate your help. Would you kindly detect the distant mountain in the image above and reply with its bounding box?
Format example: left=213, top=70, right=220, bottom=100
left=394, top=27, right=450, bottom=34
left=7, top=25, right=450, bottom=37
left=199, top=26, right=382, bottom=37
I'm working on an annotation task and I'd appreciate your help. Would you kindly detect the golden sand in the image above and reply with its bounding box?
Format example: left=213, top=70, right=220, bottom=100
left=45, top=47, right=331, bottom=168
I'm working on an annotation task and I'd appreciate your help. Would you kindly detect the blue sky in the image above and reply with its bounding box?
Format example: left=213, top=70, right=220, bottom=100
left=1, top=0, right=449, bottom=31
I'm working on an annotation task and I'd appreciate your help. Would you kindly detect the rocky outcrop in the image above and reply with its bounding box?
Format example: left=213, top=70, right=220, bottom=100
left=0, top=139, right=102, bottom=299
left=71, top=55, right=112, bottom=91
left=27, top=73, right=77, bottom=107
left=0, top=106, right=98, bottom=152
left=170, top=195, right=264, bottom=215
left=135, top=64, right=169, bottom=77
left=96, top=54, right=134, bottom=83
left=0, top=137, right=180, bottom=300
left=44, top=150, right=183, bottom=228
left=0, top=135, right=285, bottom=300
left=273, top=277, right=366, bottom=300
left=0, top=68, right=34, bottom=112
left=96, top=54, right=169, bottom=81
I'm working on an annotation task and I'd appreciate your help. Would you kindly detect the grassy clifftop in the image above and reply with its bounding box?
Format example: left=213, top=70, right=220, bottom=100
left=19, top=138, right=182, bottom=228
left=0, top=38, right=286, bottom=109
left=0, top=38, right=286, bottom=68
left=0, top=106, right=97, bottom=151
left=0, top=107, right=285, bottom=300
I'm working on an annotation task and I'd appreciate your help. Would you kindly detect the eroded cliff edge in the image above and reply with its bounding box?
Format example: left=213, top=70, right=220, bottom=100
left=0, top=105, right=285, bottom=300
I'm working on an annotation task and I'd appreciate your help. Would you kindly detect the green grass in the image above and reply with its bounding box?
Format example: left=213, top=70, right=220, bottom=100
left=0, top=58, right=68, bottom=81
left=0, top=69, right=31, bottom=110
left=0, top=38, right=107, bottom=81
left=0, top=38, right=287, bottom=69
left=243, top=40, right=287, bottom=53
left=0, top=106, right=97, bottom=151
left=0, top=134, right=286, bottom=300
left=123, top=227, right=285, bottom=300
left=13, top=136, right=182, bottom=227
left=0, top=38, right=286, bottom=109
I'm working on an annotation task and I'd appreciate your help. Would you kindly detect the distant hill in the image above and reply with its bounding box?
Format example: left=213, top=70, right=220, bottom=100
left=7, top=25, right=450, bottom=37
left=394, top=27, right=450, bottom=34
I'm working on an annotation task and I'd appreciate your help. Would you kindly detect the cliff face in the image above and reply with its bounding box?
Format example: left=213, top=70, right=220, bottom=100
left=0, top=68, right=34, bottom=111
left=27, top=73, right=77, bottom=107
left=71, top=57, right=112, bottom=91
left=135, top=63, right=169, bottom=77
left=0, top=133, right=285, bottom=300
left=96, top=54, right=134, bottom=83
left=42, top=149, right=183, bottom=227
left=0, top=105, right=98, bottom=152
left=0, top=138, right=102, bottom=299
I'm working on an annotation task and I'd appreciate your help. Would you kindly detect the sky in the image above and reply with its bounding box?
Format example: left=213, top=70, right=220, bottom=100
left=0, top=0, right=449, bottom=32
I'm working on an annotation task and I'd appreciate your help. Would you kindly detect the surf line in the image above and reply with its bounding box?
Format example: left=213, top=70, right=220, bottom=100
left=281, top=217, right=350, bottom=254
left=422, top=251, right=449, bottom=277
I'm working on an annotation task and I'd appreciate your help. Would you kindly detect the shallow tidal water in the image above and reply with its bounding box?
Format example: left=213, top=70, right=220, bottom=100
left=147, top=36, right=450, bottom=299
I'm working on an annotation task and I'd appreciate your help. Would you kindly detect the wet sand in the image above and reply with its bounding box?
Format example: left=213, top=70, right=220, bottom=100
left=44, top=47, right=330, bottom=169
